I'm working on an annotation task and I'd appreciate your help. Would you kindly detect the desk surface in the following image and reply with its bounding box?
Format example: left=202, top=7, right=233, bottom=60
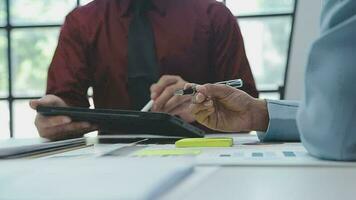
left=1, top=134, right=356, bottom=200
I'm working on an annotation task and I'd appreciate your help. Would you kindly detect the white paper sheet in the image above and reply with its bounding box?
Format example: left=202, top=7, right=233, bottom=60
left=196, top=147, right=356, bottom=166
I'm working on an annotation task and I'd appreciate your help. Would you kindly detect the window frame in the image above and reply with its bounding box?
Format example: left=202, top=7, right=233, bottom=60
left=0, top=0, right=298, bottom=137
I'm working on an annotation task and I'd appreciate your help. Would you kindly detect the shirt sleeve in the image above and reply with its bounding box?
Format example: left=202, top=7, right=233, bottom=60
left=207, top=2, right=258, bottom=98
left=297, top=1, right=356, bottom=161
left=257, top=100, right=300, bottom=142
left=46, top=10, right=92, bottom=107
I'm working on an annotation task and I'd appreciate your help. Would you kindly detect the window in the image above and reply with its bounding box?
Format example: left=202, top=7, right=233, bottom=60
left=0, top=0, right=92, bottom=138
left=240, top=17, right=292, bottom=91
left=222, top=0, right=297, bottom=99
left=0, top=0, right=296, bottom=138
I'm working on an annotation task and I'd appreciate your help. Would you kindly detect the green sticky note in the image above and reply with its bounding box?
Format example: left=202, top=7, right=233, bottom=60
left=134, top=149, right=201, bottom=156
left=175, top=138, right=233, bottom=148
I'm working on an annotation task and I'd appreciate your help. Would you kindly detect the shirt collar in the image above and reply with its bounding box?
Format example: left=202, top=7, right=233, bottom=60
left=119, top=0, right=167, bottom=17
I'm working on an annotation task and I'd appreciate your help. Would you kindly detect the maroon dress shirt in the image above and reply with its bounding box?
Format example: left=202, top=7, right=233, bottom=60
left=47, top=0, right=258, bottom=109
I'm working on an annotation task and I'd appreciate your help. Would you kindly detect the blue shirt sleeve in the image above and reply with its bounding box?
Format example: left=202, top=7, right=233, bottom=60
left=257, top=100, right=300, bottom=142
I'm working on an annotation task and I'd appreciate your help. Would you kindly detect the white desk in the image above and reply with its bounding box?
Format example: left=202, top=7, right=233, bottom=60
left=1, top=134, right=356, bottom=200
left=163, top=165, right=356, bottom=200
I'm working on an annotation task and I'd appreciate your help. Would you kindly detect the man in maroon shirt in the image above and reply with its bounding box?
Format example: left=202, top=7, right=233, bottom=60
left=30, top=0, right=258, bottom=140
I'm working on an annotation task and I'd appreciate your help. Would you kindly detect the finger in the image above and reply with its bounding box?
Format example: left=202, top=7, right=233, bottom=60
left=36, top=115, right=72, bottom=129
left=169, top=102, right=188, bottom=117
left=153, top=84, right=178, bottom=111
left=193, top=93, right=208, bottom=104
left=29, top=99, right=40, bottom=110
left=196, top=84, right=235, bottom=100
left=183, top=83, right=198, bottom=90
left=163, top=95, right=190, bottom=113
left=40, top=121, right=94, bottom=140
left=170, top=103, right=188, bottom=116
left=58, top=123, right=98, bottom=140
left=194, top=107, right=215, bottom=125
left=169, top=104, right=196, bottom=123
left=47, top=126, right=98, bottom=141
left=190, top=100, right=214, bottom=115
left=150, top=75, right=180, bottom=99
left=39, top=95, right=66, bottom=106
left=30, top=95, right=66, bottom=110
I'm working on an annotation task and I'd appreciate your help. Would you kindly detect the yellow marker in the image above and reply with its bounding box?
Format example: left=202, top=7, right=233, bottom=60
left=175, top=138, right=233, bottom=148
left=134, top=149, right=201, bottom=156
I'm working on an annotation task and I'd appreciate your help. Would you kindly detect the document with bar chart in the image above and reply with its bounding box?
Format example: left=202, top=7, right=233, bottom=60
left=196, top=146, right=352, bottom=166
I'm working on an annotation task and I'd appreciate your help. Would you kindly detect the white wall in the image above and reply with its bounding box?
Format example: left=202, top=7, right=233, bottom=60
left=284, top=0, right=323, bottom=100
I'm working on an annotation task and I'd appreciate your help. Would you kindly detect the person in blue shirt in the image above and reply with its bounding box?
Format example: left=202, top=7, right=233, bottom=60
left=188, top=0, right=356, bottom=161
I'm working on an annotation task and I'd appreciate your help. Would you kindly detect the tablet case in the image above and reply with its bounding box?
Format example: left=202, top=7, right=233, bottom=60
left=37, top=106, right=205, bottom=138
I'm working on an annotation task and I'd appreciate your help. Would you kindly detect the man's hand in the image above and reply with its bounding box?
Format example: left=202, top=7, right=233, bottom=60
left=189, top=83, right=269, bottom=132
left=150, top=75, right=195, bottom=122
left=29, top=95, right=97, bottom=140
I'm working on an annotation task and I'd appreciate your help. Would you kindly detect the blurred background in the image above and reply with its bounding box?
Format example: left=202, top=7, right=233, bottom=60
left=0, top=0, right=322, bottom=138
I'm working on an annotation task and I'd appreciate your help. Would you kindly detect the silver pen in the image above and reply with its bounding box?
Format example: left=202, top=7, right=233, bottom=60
left=174, top=79, right=243, bottom=96
left=141, top=79, right=243, bottom=112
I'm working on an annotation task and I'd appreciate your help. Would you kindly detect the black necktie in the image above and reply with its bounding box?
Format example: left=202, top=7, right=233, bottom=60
left=127, top=0, right=159, bottom=110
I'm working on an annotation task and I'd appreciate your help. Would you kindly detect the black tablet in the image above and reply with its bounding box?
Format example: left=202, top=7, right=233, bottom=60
left=37, top=106, right=205, bottom=138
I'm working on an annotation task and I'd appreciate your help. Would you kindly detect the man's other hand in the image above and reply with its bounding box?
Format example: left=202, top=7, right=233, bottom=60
left=29, top=95, right=97, bottom=140
left=150, top=75, right=195, bottom=122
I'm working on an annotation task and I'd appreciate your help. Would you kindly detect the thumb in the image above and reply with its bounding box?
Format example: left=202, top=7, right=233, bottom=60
left=29, top=95, right=66, bottom=110
left=29, top=99, right=41, bottom=110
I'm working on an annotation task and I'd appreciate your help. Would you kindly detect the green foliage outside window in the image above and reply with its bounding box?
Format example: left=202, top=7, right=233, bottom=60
left=0, top=31, right=6, bottom=97
left=12, top=29, right=59, bottom=96
left=0, top=0, right=5, bottom=26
